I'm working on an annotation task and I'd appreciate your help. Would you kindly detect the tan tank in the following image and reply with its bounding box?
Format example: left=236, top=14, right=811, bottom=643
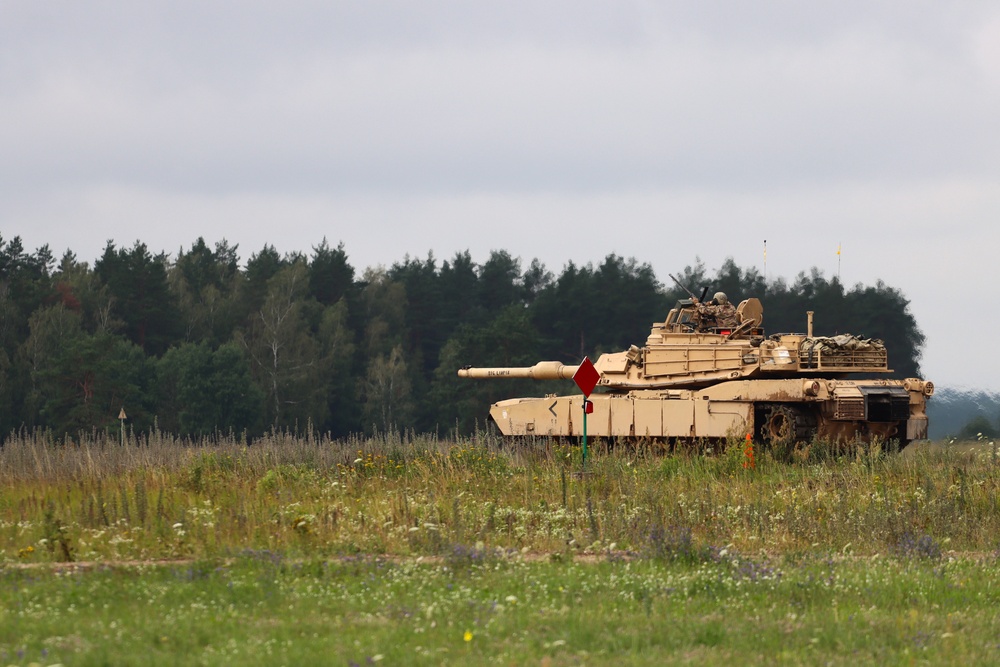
left=458, top=297, right=934, bottom=449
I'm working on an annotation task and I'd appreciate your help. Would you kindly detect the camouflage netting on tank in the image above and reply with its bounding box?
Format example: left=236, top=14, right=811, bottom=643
left=799, top=335, right=887, bottom=369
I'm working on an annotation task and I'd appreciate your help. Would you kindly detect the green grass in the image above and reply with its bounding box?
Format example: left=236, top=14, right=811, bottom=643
left=3, top=430, right=1000, bottom=664
left=3, top=552, right=1000, bottom=665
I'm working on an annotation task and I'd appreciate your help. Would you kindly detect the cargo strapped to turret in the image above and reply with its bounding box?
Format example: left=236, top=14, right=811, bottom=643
left=799, top=335, right=888, bottom=370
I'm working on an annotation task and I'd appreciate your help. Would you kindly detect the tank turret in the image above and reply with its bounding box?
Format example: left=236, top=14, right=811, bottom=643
left=458, top=298, right=933, bottom=449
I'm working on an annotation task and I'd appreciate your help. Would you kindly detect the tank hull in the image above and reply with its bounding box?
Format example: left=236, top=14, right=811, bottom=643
left=489, top=378, right=930, bottom=447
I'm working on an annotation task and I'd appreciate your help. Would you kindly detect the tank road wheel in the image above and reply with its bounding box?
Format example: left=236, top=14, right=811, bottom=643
left=760, top=405, right=817, bottom=461
left=763, top=405, right=795, bottom=446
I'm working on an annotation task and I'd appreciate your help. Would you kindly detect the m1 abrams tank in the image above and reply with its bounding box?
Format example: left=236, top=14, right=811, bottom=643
left=458, top=296, right=933, bottom=449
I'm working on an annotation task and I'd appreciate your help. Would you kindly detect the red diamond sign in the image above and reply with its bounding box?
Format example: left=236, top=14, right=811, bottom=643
left=573, top=356, right=600, bottom=397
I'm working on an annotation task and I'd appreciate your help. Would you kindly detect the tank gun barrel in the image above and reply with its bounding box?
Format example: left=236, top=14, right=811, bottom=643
left=458, top=361, right=580, bottom=380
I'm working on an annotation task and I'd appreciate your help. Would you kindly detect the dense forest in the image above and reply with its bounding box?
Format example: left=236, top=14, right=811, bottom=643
left=0, top=234, right=926, bottom=441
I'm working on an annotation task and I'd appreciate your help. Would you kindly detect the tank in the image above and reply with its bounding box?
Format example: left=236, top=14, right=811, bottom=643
left=457, top=297, right=934, bottom=449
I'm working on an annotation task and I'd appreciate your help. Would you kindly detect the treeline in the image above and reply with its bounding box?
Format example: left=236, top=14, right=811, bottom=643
left=926, top=389, right=1000, bottom=440
left=0, top=235, right=925, bottom=440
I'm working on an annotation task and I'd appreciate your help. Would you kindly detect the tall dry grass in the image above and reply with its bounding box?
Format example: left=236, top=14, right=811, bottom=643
left=2, top=429, right=997, bottom=564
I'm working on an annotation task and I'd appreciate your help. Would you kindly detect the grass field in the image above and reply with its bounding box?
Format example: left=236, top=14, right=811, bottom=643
left=2, top=430, right=1000, bottom=664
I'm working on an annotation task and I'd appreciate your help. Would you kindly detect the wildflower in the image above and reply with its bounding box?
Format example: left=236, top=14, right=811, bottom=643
left=464, top=630, right=473, bottom=642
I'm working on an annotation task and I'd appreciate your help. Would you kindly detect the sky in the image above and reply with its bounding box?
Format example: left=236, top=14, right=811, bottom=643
left=2, top=1, right=999, bottom=390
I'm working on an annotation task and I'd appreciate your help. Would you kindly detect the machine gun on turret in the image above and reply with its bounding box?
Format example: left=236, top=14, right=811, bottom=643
left=668, top=273, right=709, bottom=304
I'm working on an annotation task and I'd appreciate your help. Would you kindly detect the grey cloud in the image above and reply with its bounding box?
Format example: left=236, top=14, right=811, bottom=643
left=10, top=3, right=993, bottom=181
left=2, top=1, right=999, bottom=388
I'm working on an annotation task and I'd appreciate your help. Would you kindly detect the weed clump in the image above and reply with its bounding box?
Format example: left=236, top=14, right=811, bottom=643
left=642, top=525, right=717, bottom=565
left=42, top=501, right=73, bottom=562
left=892, top=533, right=942, bottom=561
left=443, top=542, right=503, bottom=572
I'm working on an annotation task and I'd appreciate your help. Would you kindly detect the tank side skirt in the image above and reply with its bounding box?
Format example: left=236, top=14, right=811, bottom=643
left=488, top=377, right=926, bottom=444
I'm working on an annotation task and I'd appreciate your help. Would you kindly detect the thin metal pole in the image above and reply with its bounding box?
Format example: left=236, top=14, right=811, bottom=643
left=582, top=399, right=588, bottom=468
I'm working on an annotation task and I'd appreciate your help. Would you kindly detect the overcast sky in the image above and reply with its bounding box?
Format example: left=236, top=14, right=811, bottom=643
left=2, top=1, right=999, bottom=390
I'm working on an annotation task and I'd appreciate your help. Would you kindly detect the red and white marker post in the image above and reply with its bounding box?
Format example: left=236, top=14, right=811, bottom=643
left=572, top=357, right=600, bottom=467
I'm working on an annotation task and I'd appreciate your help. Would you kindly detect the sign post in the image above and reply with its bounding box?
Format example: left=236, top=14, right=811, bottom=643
left=118, top=407, right=127, bottom=446
left=572, top=357, right=600, bottom=467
